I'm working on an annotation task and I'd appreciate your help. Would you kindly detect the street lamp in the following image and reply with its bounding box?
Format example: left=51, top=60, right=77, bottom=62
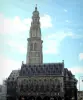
left=79, top=76, right=83, bottom=91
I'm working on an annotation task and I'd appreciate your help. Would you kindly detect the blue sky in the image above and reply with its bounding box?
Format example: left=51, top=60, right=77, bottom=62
left=0, top=0, right=83, bottom=90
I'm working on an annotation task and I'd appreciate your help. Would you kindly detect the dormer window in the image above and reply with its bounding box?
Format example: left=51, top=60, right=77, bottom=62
left=8, top=78, right=10, bottom=80
left=12, top=78, right=14, bottom=80
left=35, top=18, right=37, bottom=21
left=23, top=70, right=25, bottom=75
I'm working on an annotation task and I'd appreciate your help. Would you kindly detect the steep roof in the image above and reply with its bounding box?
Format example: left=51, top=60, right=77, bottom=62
left=8, top=70, right=20, bottom=81
left=20, top=63, right=64, bottom=76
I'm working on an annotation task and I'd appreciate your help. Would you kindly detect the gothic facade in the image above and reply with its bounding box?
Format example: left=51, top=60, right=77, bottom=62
left=7, top=6, right=77, bottom=100
left=77, top=91, right=83, bottom=100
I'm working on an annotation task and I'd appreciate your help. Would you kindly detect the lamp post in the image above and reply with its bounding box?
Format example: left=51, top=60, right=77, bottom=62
left=79, top=76, right=83, bottom=91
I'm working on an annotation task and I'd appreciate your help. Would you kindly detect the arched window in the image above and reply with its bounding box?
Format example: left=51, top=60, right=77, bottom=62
left=26, top=84, right=28, bottom=90
left=20, top=84, right=23, bottom=92
left=34, top=43, right=37, bottom=50
left=40, top=85, right=44, bottom=92
left=22, top=70, right=25, bottom=75
left=46, top=85, right=49, bottom=91
left=36, top=84, right=39, bottom=91
left=30, top=43, right=33, bottom=50
left=36, top=28, right=38, bottom=37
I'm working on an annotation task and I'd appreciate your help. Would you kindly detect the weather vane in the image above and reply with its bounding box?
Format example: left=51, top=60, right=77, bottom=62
left=36, top=4, right=37, bottom=7
left=35, top=4, right=37, bottom=11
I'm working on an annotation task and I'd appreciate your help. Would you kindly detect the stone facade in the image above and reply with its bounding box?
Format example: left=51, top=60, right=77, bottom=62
left=16, top=62, right=64, bottom=98
left=6, top=6, right=77, bottom=100
left=64, top=68, right=77, bottom=100
left=7, top=65, right=77, bottom=100
left=7, top=70, right=20, bottom=81
left=77, top=91, right=83, bottom=100
left=7, top=70, right=20, bottom=100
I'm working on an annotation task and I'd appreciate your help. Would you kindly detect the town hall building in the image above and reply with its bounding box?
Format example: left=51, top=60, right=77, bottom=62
left=7, top=6, right=78, bottom=100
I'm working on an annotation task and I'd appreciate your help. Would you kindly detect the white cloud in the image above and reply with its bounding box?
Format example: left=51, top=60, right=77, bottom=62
left=68, top=66, right=83, bottom=90
left=0, top=15, right=29, bottom=34
left=40, top=14, right=52, bottom=28
left=43, top=40, right=59, bottom=55
left=0, top=13, right=4, bottom=34
left=7, top=40, right=27, bottom=54
left=23, top=18, right=31, bottom=25
left=47, top=32, right=83, bottom=40
left=46, top=32, right=73, bottom=40
left=0, top=55, right=21, bottom=84
left=76, top=77, right=83, bottom=91
left=79, top=53, right=83, bottom=61
left=79, top=77, right=83, bottom=91
left=0, top=13, right=52, bottom=34
left=65, top=20, right=71, bottom=23
left=64, top=9, right=68, bottom=12
left=71, top=34, right=83, bottom=39
left=69, top=67, right=83, bottom=74
left=43, top=32, right=73, bottom=55
left=43, top=32, right=83, bottom=55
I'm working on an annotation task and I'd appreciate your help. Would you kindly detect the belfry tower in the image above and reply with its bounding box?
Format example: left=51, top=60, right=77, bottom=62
left=26, top=5, right=43, bottom=65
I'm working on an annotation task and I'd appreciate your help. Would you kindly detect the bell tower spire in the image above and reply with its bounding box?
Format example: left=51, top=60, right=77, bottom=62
left=26, top=6, right=43, bottom=65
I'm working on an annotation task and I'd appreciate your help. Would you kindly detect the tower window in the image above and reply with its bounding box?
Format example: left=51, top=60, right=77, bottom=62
left=35, top=18, right=37, bottom=21
left=30, top=43, right=33, bottom=50
left=34, top=43, right=37, bottom=50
